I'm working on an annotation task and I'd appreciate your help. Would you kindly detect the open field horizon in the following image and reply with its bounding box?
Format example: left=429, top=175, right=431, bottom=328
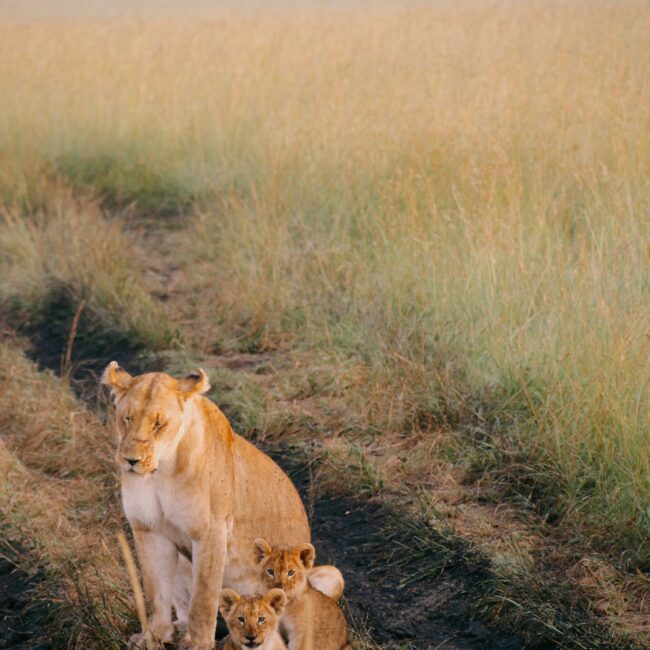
left=1, top=1, right=650, bottom=648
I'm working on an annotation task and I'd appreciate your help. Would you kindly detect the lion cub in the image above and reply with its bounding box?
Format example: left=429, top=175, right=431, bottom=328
left=219, top=588, right=288, bottom=650
left=254, top=539, right=351, bottom=650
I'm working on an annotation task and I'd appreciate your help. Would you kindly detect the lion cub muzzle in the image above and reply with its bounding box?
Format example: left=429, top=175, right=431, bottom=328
left=219, top=588, right=287, bottom=650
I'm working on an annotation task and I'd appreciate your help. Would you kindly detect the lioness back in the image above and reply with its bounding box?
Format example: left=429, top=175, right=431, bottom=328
left=198, top=398, right=310, bottom=594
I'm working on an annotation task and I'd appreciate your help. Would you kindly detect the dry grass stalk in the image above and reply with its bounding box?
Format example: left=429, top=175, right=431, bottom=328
left=60, top=298, right=85, bottom=377
left=117, top=531, right=154, bottom=650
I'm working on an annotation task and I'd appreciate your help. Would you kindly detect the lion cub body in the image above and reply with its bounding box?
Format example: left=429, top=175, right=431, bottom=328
left=254, top=540, right=350, bottom=650
left=219, top=589, right=288, bottom=650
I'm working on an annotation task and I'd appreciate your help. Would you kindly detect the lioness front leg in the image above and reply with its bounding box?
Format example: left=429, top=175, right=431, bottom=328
left=181, top=524, right=227, bottom=650
left=130, top=527, right=178, bottom=647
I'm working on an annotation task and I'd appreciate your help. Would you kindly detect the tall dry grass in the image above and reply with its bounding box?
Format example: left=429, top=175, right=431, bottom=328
left=0, top=184, right=177, bottom=351
left=0, top=337, right=133, bottom=647
left=1, top=2, right=650, bottom=557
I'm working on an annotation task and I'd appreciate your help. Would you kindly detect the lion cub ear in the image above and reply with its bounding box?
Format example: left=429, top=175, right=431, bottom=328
left=178, top=368, right=210, bottom=399
left=101, top=361, right=133, bottom=401
left=296, top=543, right=315, bottom=570
left=219, top=589, right=240, bottom=617
left=253, top=538, right=272, bottom=564
left=264, top=588, right=287, bottom=616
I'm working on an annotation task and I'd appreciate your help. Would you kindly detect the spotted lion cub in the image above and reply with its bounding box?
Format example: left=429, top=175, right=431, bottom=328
left=219, top=588, right=288, bottom=650
left=254, top=539, right=351, bottom=650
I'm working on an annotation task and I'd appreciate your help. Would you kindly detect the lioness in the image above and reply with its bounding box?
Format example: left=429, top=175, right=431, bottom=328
left=102, top=363, right=310, bottom=650
left=253, top=539, right=351, bottom=650
left=218, top=589, right=288, bottom=650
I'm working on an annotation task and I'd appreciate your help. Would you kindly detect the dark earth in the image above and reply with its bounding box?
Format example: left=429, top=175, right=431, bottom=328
left=284, top=460, right=524, bottom=650
left=0, top=547, right=56, bottom=650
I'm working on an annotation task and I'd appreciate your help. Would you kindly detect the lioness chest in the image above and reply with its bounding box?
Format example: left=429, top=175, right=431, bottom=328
left=121, top=474, right=208, bottom=552
left=122, top=474, right=265, bottom=595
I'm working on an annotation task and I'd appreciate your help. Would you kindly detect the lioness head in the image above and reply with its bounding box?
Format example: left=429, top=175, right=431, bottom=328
left=219, top=588, right=287, bottom=649
left=253, top=538, right=315, bottom=599
left=101, top=361, right=210, bottom=475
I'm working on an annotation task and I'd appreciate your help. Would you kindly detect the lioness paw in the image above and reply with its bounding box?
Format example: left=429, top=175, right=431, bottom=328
left=127, top=631, right=162, bottom=649
left=172, top=618, right=188, bottom=640
left=179, top=633, right=215, bottom=650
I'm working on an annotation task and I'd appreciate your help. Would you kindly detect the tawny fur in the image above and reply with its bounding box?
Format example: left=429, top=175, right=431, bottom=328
left=254, top=539, right=351, bottom=650
left=306, top=565, right=345, bottom=602
left=218, top=589, right=288, bottom=650
left=102, top=363, right=310, bottom=650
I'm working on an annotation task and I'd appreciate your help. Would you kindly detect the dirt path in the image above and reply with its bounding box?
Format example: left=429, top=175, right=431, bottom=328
left=282, top=458, right=523, bottom=650
left=0, top=553, right=57, bottom=650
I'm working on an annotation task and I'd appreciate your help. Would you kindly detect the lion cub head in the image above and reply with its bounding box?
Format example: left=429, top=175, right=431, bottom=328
left=219, top=588, right=287, bottom=649
left=101, top=362, right=210, bottom=476
left=253, top=539, right=315, bottom=599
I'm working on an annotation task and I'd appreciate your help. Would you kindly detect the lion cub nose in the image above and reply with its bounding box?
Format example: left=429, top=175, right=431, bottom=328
left=125, top=457, right=140, bottom=467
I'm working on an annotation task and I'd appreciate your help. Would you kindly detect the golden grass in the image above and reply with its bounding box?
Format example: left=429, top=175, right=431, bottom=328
left=0, top=183, right=177, bottom=350
left=0, top=337, right=133, bottom=647
left=0, top=0, right=650, bottom=615
left=174, top=3, right=650, bottom=550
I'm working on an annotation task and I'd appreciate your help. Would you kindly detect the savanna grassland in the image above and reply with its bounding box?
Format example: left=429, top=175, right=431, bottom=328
left=1, top=1, right=650, bottom=648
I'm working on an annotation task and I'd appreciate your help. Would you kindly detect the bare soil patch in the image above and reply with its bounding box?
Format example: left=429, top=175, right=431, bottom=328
left=0, top=549, right=60, bottom=650
left=282, top=457, right=524, bottom=650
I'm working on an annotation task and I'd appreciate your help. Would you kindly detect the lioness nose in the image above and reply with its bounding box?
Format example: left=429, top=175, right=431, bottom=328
left=125, top=457, right=140, bottom=467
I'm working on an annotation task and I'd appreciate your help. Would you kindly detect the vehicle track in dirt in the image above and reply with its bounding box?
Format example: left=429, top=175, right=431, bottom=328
left=280, top=457, right=524, bottom=650
left=0, top=544, right=59, bottom=650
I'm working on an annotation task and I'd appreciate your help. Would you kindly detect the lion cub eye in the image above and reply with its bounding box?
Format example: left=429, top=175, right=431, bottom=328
left=287, top=570, right=296, bottom=577
left=123, top=416, right=132, bottom=424
left=258, top=616, right=266, bottom=624
left=237, top=616, right=245, bottom=625
left=152, top=418, right=164, bottom=431
left=267, top=568, right=275, bottom=576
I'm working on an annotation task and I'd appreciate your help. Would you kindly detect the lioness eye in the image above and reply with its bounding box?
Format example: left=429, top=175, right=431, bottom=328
left=123, top=416, right=131, bottom=424
left=153, top=418, right=163, bottom=431
left=288, top=570, right=295, bottom=577
left=237, top=616, right=245, bottom=625
left=267, top=568, right=274, bottom=576
left=258, top=616, right=266, bottom=624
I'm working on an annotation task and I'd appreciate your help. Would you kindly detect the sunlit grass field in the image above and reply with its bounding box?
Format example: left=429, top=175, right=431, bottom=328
left=1, top=0, right=650, bottom=644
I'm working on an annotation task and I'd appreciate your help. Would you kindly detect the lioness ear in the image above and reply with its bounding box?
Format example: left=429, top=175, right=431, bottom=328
left=253, top=538, right=272, bottom=564
left=264, top=588, right=287, bottom=616
left=101, top=361, right=133, bottom=401
left=296, top=543, right=315, bottom=570
left=178, top=368, right=210, bottom=399
left=219, top=589, right=240, bottom=616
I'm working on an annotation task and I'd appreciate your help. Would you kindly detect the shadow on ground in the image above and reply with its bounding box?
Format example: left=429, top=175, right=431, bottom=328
left=280, top=458, right=524, bottom=650
left=0, top=545, right=60, bottom=650
left=16, top=288, right=165, bottom=405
